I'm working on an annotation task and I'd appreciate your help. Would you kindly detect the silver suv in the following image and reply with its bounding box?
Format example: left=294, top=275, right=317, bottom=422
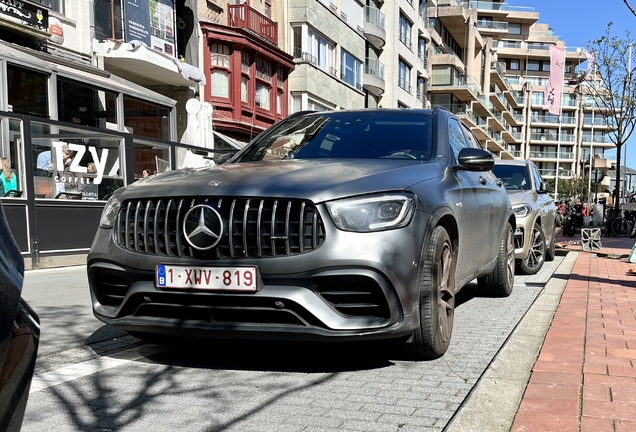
left=493, top=159, right=557, bottom=274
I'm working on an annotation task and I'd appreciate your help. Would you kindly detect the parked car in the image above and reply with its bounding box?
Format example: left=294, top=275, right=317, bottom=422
left=492, top=159, right=557, bottom=275
left=88, top=107, right=515, bottom=359
left=0, top=201, right=40, bottom=432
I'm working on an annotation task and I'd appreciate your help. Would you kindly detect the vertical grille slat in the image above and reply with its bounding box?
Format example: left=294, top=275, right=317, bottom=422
left=299, top=202, right=306, bottom=253
left=229, top=199, right=237, bottom=258
left=134, top=201, right=142, bottom=252
left=285, top=201, right=292, bottom=255
left=115, top=197, right=325, bottom=259
left=143, top=200, right=152, bottom=254
left=176, top=199, right=184, bottom=257
left=257, top=200, right=264, bottom=257
left=125, top=202, right=132, bottom=250
left=243, top=199, right=250, bottom=257
left=154, top=200, right=163, bottom=255
left=165, top=200, right=174, bottom=256
left=271, top=200, right=278, bottom=257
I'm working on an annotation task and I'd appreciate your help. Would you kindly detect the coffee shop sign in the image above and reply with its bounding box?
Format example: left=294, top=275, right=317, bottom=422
left=52, top=142, right=113, bottom=185
left=0, top=0, right=49, bottom=29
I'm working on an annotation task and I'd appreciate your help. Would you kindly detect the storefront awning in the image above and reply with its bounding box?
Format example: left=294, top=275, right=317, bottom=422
left=95, top=40, right=206, bottom=88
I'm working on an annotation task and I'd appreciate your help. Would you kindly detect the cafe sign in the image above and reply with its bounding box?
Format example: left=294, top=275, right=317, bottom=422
left=0, top=0, right=49, bottom=30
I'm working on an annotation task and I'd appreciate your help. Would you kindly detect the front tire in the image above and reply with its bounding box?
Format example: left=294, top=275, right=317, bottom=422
left=478, top=223, right=514, bottom=297
left=405, top=226, right=455, bottom=360
left=519, top=223, right=546, bottom=275
left=545, top=224, right=556, bottom=262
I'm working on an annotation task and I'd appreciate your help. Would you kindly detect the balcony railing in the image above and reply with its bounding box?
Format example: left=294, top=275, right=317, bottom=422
left=530, top=133, right=576, bottom=142
left=582, top=135, right=613, bottom=143
left=476, top=20, right=508, bottom=31
left=530, top=151, right=575, bottom=159
left=494, top=40, right=522, bottom=49
left=463, top=1, right=509, bottom=11
left=511, top=150, right=523, bottom=158
left=364, top=6, right=385, bottom=30
left=583, top=118, right=607, bottom=126
left=531, top=115, right=576, bottom=125
left=513, top=114, right=524, bottom=123
left=228, top=4, right=278, bottom=45
left=399, top=32, right=412, bottom=50
left=364, top=58, right=385, bottom=80
left=539, top=169, right=573, bottom=177
left=398, top=77, right=412, bottom=94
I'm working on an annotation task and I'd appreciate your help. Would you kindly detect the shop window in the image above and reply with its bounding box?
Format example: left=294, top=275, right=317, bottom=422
left=0, top=117, right=24, bottom=198
left=123, top=97, right=171, bottom=140
left=133, top=141, right=170, bottom=179
left=7, top=65, right=49, bottom=118
left=57, top=78, right=117, bottom=128
left=30, top=121, right=124, bottom=200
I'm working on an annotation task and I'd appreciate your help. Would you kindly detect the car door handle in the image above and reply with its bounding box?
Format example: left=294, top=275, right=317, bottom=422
left=479, top=176, right=487, bottom=185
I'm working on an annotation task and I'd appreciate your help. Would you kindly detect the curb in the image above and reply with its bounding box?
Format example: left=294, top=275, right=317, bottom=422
left=445, top=253, right=578, bottom=432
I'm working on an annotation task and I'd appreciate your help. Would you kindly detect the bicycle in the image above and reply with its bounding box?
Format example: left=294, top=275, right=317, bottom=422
left=607, top=207, right=636, bottom=237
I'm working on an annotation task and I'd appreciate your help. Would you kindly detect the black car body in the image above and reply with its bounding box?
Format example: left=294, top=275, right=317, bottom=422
left=88, top=107, right=515, bottom=359
left=0, top=202, right=40, bottom=432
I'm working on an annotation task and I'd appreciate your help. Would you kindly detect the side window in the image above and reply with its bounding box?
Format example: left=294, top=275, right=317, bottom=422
left=460, top=123, right=483, bottom=150
left=448, top=118, right=469, bottom=162
left=531, top=165, right=543, bottom=191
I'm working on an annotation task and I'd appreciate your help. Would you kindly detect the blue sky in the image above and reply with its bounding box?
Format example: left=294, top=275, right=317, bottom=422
left=508, top=0, right=636, bottom=168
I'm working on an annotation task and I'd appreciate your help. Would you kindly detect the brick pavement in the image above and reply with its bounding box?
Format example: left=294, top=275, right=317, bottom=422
left=511, top=229, right=636, bottom=432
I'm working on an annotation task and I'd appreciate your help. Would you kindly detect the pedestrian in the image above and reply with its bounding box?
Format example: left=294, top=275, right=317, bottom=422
left=0, top=157, right=17, bottom=196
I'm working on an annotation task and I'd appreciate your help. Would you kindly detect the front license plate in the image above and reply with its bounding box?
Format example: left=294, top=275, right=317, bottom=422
left=156, top=264, right=257, bottom=292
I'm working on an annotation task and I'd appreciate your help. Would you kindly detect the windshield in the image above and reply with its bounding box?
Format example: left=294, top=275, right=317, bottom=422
left=235, top=111, right=433, bottom=162
left=492, top=164, right=531, bottom=191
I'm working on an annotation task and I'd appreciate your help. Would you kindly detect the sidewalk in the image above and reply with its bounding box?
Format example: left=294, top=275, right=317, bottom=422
left=511, top=229, right=636, bottom=432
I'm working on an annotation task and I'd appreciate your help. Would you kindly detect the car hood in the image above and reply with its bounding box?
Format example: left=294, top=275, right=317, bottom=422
left=120, top=159, right=445, bottom=203
left=506, top=189, right=535, bottom=206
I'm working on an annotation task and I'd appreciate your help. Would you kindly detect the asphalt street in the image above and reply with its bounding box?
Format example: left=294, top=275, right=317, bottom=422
left=20, top=258, right=564, bottom=432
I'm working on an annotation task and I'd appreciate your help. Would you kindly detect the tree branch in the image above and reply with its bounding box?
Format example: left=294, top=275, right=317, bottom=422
left=623, top=0, right=636, bottom=17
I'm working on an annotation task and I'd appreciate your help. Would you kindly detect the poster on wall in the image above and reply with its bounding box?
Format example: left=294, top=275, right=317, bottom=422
left=124, top=0, right=175, bottom=57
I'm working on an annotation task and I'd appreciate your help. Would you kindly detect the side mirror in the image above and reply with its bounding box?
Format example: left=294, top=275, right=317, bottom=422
left=215, top=152, right=236, bottom=165
left=539, top=181, right=551, bottom=193
left=454, top=148, right=495, bottom=172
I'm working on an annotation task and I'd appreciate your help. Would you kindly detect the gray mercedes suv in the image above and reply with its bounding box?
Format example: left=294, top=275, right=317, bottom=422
left=88, top=107, right=515, bottom=359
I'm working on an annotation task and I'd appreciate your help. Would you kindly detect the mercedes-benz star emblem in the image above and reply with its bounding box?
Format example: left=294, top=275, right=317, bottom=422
left=209, top=180, right=221, bottom=186
left=182, top=204, right=224, bottom=250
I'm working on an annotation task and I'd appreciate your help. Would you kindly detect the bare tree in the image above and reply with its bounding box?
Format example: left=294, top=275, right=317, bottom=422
left=584, top=24, right=636, bottom=213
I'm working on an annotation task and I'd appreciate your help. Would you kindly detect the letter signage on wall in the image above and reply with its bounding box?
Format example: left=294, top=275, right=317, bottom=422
left=124, top=0, right=175, bottom=57
left=0, top=0, right=49, bottom=29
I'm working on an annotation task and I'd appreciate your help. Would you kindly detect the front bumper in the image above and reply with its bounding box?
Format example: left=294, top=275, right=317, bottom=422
left=87, top=210, right=432, bottom=342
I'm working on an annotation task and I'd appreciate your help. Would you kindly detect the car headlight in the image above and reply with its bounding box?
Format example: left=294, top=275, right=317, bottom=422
left=99, top=195, right=121, bottom=229
left=512, top=203, right=532, bottom=218
left=326, top=193, right=415, bottom=232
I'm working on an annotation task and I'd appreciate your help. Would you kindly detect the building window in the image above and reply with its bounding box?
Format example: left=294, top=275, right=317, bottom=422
left=398, top=59, right=411, bottom=93
left=508, top=23, right=521, bottom=35
left=7, top=65, right=49, bottom=118
left=507, top=59, right=520, bottom=70
left=241, top=51, right=250, bottom=73
left=264, top=0, right=271, bottom=18
left=255, top=82, right=270, bottom=110
left=527, top=60, right=540, bottom=71
left=307, top=27, right=335, bottom=74
left=277, top=91, right=283, bottom=115
left=256, top=58, right=272, bottom=80
left=241, top=76, right=249, bottom=103
left=399, top=13, right=412, bottom=50
left=340, top=50, right=362, bottom=90
left=211, top=71, right=229, bottom=98
left=211, top=44, right=230, bottom=67
left=94, top=0, right=122, bottom=40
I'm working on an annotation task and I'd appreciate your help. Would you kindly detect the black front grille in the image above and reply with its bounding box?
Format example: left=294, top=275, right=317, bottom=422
left=114, top=197, right=326, bottom=259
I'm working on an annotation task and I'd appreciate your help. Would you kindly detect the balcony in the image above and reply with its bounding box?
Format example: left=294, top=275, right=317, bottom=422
left=529, top=151, right=575, bottom=160
left=228, top=4, right=278, bottom=45
left=418, top=7, right=431, bottom=42
left=364, top=58, right=385, bottom=95
left=475, top=19, right=508, bottom=34
left=364, top=6, right=386, bottom=49
left=529, top=133, right=576, bottom=143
